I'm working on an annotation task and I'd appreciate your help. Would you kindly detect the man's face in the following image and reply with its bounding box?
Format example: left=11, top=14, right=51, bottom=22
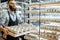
left=9, top=1, right=16, bottom=11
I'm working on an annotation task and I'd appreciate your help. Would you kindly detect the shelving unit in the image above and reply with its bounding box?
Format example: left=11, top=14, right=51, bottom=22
left=25, top=1, right=60, bottom=22
left=24, top=0, right=60, bottom=40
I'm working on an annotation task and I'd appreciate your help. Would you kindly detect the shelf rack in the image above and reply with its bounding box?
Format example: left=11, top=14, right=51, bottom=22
left=24, top=0, right=60, bottom=40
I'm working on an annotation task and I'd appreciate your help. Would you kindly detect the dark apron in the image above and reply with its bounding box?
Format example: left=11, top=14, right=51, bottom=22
left=8, top=11, right=18, bottom=26
left=5, top=11, right=25, bottom=40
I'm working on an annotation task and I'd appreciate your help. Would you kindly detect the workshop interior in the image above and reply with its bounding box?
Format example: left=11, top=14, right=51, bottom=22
left=0, top=0, right=60, bottom=40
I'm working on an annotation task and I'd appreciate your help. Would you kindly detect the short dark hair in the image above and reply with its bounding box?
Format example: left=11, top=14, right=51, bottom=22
left=1, top=0, right=8, bottom=3
left=8, top=0, right=14, bottom=3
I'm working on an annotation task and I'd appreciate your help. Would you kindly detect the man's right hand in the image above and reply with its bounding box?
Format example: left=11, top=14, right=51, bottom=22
left=3, top=28, right=9, bottom=35
left=0, top=25, right=9, bottom=35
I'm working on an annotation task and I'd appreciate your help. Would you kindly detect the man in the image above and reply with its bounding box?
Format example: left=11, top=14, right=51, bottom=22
left=0, top=0, right=24, bottom=40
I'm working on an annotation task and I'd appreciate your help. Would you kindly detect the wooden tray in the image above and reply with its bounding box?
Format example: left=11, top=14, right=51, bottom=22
left=8, top=30, right=35, bottom=37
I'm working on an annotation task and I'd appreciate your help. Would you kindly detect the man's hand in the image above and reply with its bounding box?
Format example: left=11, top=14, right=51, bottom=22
left=3, top=28, right=9, bottom=35
left=0, top=25, right=9, bottom=35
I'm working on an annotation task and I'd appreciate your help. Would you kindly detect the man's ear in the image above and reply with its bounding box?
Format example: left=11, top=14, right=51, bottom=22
left=1, top=0, right=8, bottom=3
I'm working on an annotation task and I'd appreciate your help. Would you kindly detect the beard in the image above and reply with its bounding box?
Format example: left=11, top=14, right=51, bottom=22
left=9, top=6, right=16, bottom=12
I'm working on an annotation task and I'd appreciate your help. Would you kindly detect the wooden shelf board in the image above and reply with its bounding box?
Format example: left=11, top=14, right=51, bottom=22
left=7, top=30, right=34, bottom=37
left=25, top=11, right=60, bottom=14
left=26, top=2, right=60, bottom=8
left=27, top=17, right=60, bottom=23
left=40, top=28, right=60, bottom=32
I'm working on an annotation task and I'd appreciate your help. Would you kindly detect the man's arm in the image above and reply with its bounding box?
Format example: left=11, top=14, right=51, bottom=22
left=0, top=13, right=9, bottom=35
left=0, top=11, right=9, bottom=30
